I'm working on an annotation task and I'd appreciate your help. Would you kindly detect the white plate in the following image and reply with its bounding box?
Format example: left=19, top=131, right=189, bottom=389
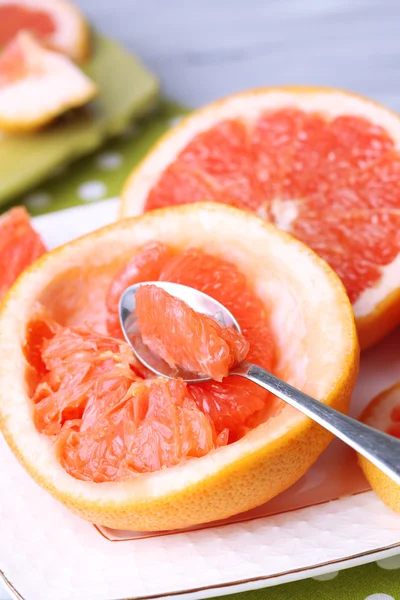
left=1, top=199, right=400, bottom=600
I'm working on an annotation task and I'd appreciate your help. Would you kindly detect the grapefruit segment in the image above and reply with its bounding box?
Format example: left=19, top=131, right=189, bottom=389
left=0, top=206, right=46, bottom=301
left=0, top=32, right=97, bottom=132
left=135, top=284, right=250, bottom=381
left=359, top=384, right=400, bottom=512
left=121, top=88, right=400, bottom=349
left=0, top=203, right=358, bottom=530
left=0, top=0, right=90, bottom=62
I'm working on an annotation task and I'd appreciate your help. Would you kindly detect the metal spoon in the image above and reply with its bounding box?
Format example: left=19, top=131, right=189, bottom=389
left=120, top=281, right=400, bottom=486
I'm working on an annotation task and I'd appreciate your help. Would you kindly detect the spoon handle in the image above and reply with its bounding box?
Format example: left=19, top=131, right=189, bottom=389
left=232, top=362, right=400, bottom=486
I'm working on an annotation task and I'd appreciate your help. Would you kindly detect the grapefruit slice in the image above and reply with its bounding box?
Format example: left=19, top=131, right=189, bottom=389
left=135, top=284, right=250, bottom=382
left=0, top=206, right=46, bottom=301
left=121, top=87, right=400, bottom=350
left=0, top=32, right=97, bottom=132
left=0, top=0, right=90, bottom=62
left=359, top=384, right=400, bottom=512
left=0, top=203, right=358, bottom=530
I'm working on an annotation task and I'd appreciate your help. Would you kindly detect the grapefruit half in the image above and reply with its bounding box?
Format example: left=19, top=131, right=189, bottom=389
left=121, top=87, right=400, bottom=350
left=359, top=384, right=400, bottom=513
left=0, top=31, right=97, bottom=132
left=0, top=0, right=90, bottom=62
left=0, top=203, right=358, bottom=530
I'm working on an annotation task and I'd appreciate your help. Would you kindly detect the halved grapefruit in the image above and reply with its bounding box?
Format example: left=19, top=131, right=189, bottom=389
left=359, top=384, right=400, bottom=512
left=0, top=0, right=90, bottom=62
left=135, top=284, right=250, bottom=381
left=0, top=31, right=97, bottom=132
left=121, top=87, right=400, bottom=350
left=0, top=203, right=358, bottom=531
left=0, top=206, right=46, bottom=300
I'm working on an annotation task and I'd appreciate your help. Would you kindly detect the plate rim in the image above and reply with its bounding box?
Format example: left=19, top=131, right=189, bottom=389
left=2, top=532, right=400, bottom=600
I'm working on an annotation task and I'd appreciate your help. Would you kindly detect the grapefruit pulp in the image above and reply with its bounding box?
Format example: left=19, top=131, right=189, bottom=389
left=358, top=384, right=400, bottom=512
left=27, top=245, right=276, bottom=483
left=121, top=87, right=400, bottom=349
left=135, top=284, right=250, bottom=381
left=0, top=203, right=358, bottom=530
left=0, top=32, right=97, bottom=132
left=0, top=206, right=46, bottom=301
left=0, top=0, right=90, bottom=62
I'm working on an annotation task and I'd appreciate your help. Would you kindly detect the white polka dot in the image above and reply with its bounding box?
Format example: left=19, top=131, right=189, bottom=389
left=77, top=181, right=107, bottom=202
left=313, top=570, right=339, bottom=581
left=169, top=116, right=183, bottom=128
left=364, top=594, right=395, bottom=600
left=377, top=555, right=400, bottom=570
left=95, top=151, right=123, bottom=171
left=24, top=191, right=51, bottom=210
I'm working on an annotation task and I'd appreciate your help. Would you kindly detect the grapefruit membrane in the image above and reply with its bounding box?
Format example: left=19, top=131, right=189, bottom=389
left=359, top=384, right=400, bottom=513
left=121, top=87, right=400, bottom=349
left=0, top=203, right=358, bottom=530
left=0, top=0, right=90, bottom=62
left=0, top=32, right=97, bottom=132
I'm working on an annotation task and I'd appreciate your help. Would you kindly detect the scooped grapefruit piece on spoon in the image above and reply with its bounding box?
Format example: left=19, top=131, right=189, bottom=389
left=0, top=31, right=97, bottom=132
left=0, top=0, right=90, bottom=62
left=121, top=87, right=400, bottom=350
left=359, top=384, right=400, bottom=512
left=0, top=206, right=46, bottom=300
left=135, top=284, right=250, bottom=381
left=0, top=203, right=358, bottom=531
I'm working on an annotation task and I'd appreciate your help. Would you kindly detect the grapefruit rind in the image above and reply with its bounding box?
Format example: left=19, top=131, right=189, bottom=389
left=359, top=384, right=400, bottom=513
left=120, top=87, right=400, bottom=349
left=0, top=203, right=358, bottom=530
left=0, top=0, right=91, bottom=62
left=0, top=32, right=97, bottom=133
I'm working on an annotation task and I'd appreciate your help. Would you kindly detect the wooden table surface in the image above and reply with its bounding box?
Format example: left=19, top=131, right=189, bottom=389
left=78, top=0, right=400, bottom=110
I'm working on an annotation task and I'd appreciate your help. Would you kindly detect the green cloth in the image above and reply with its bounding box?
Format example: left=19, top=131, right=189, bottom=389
left=8, top=99, right=400, bottom=599
left=10, top=100, right=189, bottom=215
left=0, top=35, right=160, bottom=207
left=210, top=556, right=400, bottom=600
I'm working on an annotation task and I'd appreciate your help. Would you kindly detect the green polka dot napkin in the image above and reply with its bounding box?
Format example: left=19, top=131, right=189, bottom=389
left=214, top=555, right=400, bottom=600
left=13, top=100, right=189, bottom=216
left=4, top=98, right=400, bottom=599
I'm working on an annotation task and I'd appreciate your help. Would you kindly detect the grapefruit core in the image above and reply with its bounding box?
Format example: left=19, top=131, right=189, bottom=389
left=0, top=203, right=358, bottom=531
left=0, top=31, right=97, bottom=132
left=359, top=384, right=400, bottom=513
left=0, top=0, right=90, bottom=62
left=135, top=284, right=250, bottom=381
left=121, top=87, right=400, bottom=350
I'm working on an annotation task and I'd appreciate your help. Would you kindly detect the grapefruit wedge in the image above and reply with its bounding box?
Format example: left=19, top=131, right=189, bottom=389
left=0, top=203, right=358, bottom=531
left=0, top=206, right=46, bottom=300
left=359, top=384, right=400, bottom=512
left=121, top=87, right=400, bottom=350
left=0, top=0, right=90, bottom=62
left=0, top=32, right=97, bottom=132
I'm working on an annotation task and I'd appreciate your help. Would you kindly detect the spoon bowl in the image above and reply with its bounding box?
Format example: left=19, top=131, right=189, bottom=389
left=119, top=281, right=241, bottom=383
